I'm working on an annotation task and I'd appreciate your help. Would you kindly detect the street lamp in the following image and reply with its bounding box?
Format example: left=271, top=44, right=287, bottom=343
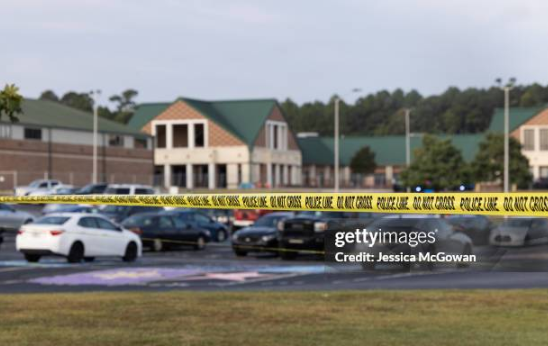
left=404, top=108, right=411, bottom=192
left=496, top=78, right=516, bottom=193
left=90, top=90, right=101, bottom=184
left=334, top=88, right=361, bottom=191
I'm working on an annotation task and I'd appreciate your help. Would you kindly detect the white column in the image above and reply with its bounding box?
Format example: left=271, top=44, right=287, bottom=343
left=208, top=163, right=216, bottom=189
left=186, top=164, right=193, bottom=189
left=282, top=165, right=288, bottom=186
left=310, top=165, right=316, bottom=186
left=274, top=164, right=281, bottom=187
left=241, top=163, right=251, bottom=184
left=266, top=163, right=273, bottom=187
left=385, top=166, right=394, bottom=186
left=166, top=124, right=173, bottom=149
left=164, top=164, right=171, bottom=189
left=227, top=164, right=239, bottom=189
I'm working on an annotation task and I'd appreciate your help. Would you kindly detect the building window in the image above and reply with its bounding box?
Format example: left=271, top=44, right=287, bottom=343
left=173, top=124, right=189, bottom=148
left=24, top=127, right=42, bottom=140
left=0, top=124, right=11, bottom=139
left=108, top=134, right=124, bottom=147
left=156, top=124, right=166, bottom=148
left=540, top=166, right=548, bottom=178
left=523, top=129, right=535, bottom=151
left=194, top=123, right=204, bottom=147
left=273, top=125, right=279, bottom=149
left=135, top=138, right=148, bottom=149
left=540, top=129, right=548, bottom=151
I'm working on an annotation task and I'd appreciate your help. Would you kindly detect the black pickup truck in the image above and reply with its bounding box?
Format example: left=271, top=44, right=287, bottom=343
left=277, top=211, right=379, bottom=260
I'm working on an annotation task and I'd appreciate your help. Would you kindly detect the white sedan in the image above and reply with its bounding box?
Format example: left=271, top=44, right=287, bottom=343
left=16, top=213, right=142, bottom=263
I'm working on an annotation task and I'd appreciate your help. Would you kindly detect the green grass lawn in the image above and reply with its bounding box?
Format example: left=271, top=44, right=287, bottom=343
left=1, top=290, right=547, bottom=346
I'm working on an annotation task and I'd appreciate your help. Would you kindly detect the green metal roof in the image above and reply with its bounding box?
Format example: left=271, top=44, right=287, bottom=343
left=3, top=99, right=148, bottom=137
left=129, top=98, right=278, bottom=146
left=128, top=102, right=171, bottom=130
left=487, top=106, right=546, bottom=133
left=298, top=133, right=486, bottom=166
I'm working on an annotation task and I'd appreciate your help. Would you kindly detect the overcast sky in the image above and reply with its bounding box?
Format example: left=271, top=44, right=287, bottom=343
left=1, top=0, right=548, bottom=106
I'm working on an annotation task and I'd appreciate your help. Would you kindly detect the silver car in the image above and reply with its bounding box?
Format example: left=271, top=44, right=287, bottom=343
left=490, top=218, right=548, bottom=247
left=0, top=204, right=35, bottom=232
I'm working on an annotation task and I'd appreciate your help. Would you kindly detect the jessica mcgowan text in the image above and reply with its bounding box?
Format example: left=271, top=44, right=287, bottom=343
left=334, top=252, right=477, bottom=264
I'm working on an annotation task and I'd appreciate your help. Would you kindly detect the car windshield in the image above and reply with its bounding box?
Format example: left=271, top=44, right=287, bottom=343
left=34, top=216, right=70, bottom=225
left=105, top=187, right=131, bottom=194
left=102, top=205, right=130, bottom=213
left=297, top=211, right=346, bottom=219
left=122, top=214, right=151, bottom=227
left=369, top=219, right=423, bottom=232
left=254, top=215, right=287, bottom=227
left=502, top=219, right=534, bottom=227
left=447, top=217, right=477, bottom=227
left=77, top=184, right=95, bottom=193
left=28, top=180, right=44, bottom=188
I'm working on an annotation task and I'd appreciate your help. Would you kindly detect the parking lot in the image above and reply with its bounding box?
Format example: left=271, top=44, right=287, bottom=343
left=1, top=204, right=548, bottom=293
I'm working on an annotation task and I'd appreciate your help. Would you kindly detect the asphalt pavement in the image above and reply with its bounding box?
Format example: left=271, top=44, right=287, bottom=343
left=1, top=205, right=548, bottom=293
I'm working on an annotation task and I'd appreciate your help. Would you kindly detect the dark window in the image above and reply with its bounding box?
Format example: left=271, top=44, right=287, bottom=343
left=135, top=138, right=148, bottom=149
left=34, top=216, right=70, bottom=225
left=96, top=218, right=119, bottom=231
left=173, top=124, right=189, bottom=147
left=108, top=135, right=124, bottom=147
left=194, top=213, right=211, bottom=223
left=156, top=124, right=166, bottom=148
left=135, top=188, right=154, bottom=194
left=194, top=123, right=204, bottom=147
left=273, top=125, right=278, bottom=149
left=159, top=216, right=174, bottom=228
left=24, top=128, right=42, bottom=140
left=78, top=217, right=99, bottom=228
left=105, top=187, right=131, bottom=194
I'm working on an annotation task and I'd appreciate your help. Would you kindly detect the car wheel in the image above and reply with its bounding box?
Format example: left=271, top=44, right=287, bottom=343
left=457, top=244, right=472, bottom=268
left=194, top=236, right=206, bottom=250
left=234, top=249, right=247, bottom=257
left=84, top=257, right=95, bottom=262
left=152, top=239, right=163, bottom=252
left=216, top=229, right=227, bottom=242
left=123, top=242, right=138, bottom=262
left=67, top=242, right=84, bottom=263
left=24, top=253, right=41, bottom=263
left=280, top=250, right=298, bottom=260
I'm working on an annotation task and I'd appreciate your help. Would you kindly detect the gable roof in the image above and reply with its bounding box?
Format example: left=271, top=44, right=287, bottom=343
left=2, top=99, right=148, bottom=137
left=298, top=134, right=485, bottom=166
left=129, top=97, right=278, bottom=147
left=487, top=106, right=546, bottom=133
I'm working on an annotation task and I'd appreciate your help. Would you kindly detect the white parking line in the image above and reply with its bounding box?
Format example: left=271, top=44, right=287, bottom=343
left=0, top=267, right=36, bottom=273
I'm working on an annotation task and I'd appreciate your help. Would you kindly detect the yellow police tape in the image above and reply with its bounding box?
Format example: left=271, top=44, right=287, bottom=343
left=2, top=192, right=548, bottom=217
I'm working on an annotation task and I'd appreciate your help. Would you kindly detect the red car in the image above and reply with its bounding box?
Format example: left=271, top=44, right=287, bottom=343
left=232, top=209, right=274, bottom=230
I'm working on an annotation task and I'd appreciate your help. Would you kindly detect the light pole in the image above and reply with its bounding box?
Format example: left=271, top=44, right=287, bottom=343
left=497, top=78, right=515, bottom=193
left=404, top=108, right=411, bottom=192
left=334, top=88, right=361, bottom=191
left=90, top=90, right=101, bottom=184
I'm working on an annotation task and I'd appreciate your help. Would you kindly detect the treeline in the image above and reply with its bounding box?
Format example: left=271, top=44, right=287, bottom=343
left=280, top=83, right=548, bottom=136
left=38, top=83, right=548, bottom=135
left=39, top=89, right=139, bottom=124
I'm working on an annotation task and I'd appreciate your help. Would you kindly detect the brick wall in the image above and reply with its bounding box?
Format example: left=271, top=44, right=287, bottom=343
left=0, top=138, right=153, bottom=190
